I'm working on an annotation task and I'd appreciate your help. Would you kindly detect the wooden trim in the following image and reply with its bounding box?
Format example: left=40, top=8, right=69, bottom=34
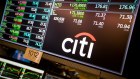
left=0, top=40, right=26, bottom=51
left=100, top=71, right=126, bottom=79
left=43, top=53, right=101, bottom=76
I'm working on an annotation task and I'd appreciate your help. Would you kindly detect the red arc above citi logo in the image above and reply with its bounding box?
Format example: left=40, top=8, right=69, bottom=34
left=62, top=32, right=96, bottom=59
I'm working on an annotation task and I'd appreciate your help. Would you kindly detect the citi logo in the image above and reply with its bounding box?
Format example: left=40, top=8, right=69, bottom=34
left=62, top=32, right=96, bottom=59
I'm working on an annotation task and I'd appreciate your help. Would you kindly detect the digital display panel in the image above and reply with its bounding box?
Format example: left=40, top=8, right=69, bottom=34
left=0, top=57, right=44, bottom=79
left=0, top=0, right=139, bottom=75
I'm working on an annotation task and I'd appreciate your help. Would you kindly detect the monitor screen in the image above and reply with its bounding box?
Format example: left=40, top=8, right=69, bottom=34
left=12, top=50, right=31, bottom=63
left=0, top=0, right=139, bottom=75
left=0, top=57, right=44, bottom=79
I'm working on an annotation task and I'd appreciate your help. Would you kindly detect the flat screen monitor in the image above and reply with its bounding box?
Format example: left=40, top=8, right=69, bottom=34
left=12, top=50, right=31, bottom=63
left=0, top=0, right=139, bottom=75
left=0, top=57, right=44, bottom=79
